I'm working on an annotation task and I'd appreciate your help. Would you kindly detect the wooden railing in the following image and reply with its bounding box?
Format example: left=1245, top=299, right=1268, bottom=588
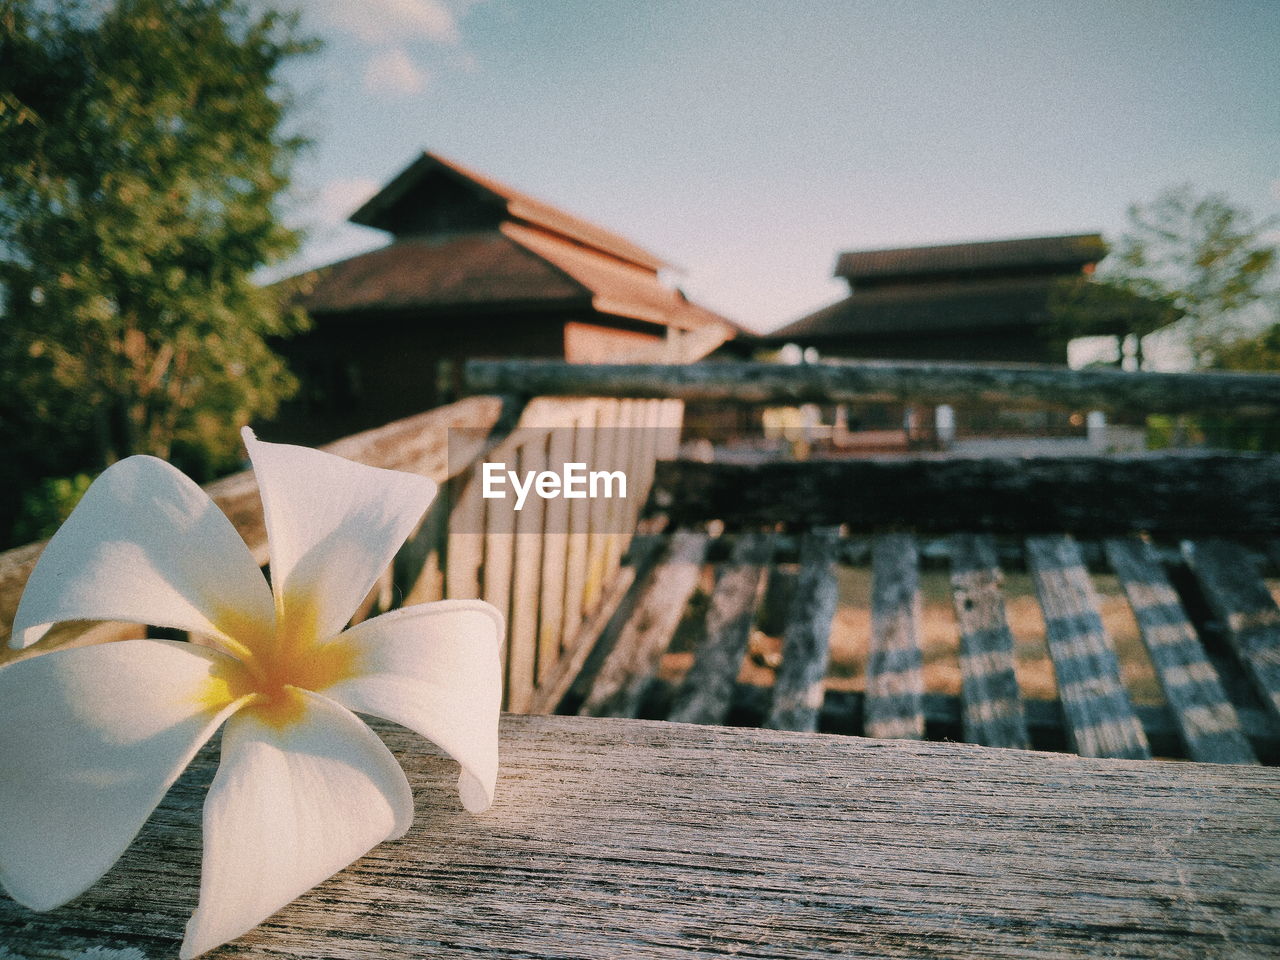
left=0, top=393, right=682, bottom=718
left=465, top=359, right=1280, bottom=418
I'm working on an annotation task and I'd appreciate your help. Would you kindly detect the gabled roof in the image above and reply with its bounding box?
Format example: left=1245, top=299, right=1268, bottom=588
left=294, top=232, right=589, bottom=316
left=294, top=225, right=735, bottom=335
left=349, top=151, right=670, bottom=273
left=835, top=234, right=1106, bottom=283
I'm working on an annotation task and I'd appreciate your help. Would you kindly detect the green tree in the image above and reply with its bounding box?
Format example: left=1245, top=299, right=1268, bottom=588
left=0, top=0, right=315, bottom=493
left=1053, top=187, right=1279, bottom=370
left=1112, top=186, right=1278, bottom=367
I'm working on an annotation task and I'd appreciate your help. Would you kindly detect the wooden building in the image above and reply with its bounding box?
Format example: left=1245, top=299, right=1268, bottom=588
left=764, top=234, right=1108, bottom=363
left=274, top=151, right=737, bottom=443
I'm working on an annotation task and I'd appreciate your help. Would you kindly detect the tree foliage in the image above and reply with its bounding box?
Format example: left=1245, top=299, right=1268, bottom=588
left=1056, top=186, right=1279, bottom=370
left=0, top=0, right=316, bottom=519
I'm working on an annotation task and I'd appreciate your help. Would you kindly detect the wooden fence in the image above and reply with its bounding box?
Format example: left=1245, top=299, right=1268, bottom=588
left=0, top=392, right=682, bottom=716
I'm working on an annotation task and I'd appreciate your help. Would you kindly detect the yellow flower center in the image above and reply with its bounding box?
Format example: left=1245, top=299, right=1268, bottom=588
left=198, top=611, right=358, bottom=729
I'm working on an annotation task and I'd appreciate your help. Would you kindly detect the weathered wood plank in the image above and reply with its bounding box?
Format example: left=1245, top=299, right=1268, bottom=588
left=765, top=527, right=841, bottom=732
left=1026, top=535, right=1152, bottom=759
left=669, top=533, right=774, bottom=725
left=652, top=455, right=1280, bottom=535
left=1105, top=537, right=1257, bottom=764
left=864, top=532, right=926, bottom=740
left=465, top=359, right=1280, bottom=418
left=578, top=530, right=709, bottom=718
left=1184, top=538, right=1280, bottom=724
left=5, top=715, right=1277, bottom=959
left=949, top=534, right=1030, bottom=749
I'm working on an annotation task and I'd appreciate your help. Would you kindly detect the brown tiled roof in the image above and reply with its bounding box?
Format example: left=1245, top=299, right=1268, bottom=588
left=835, top=234, right=1106, bottom=282
left=350, top=152, right=670, bottom=273
left=294, top=232, right=590, bottom=315
left=767, top=275, right=1067, bottom=341
left=294, top=226, right=736, bottom=337
left=502, top=222, right=732, bottom=332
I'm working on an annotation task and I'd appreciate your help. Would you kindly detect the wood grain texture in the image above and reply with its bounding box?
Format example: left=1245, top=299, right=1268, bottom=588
left=578, top=530, right=709, bottom=718
left=864, top=533, right=926, bottom=740
left=652, top=455, right=1280, bottom=535
left=1027, top=535, right=1152, bottom=760
left=1185, top=538, right=1280, bottom=724
left=669, top=533, right=774, bottom=726
left=465, top=359, right=1280, bottom=418
left=1104, top=537, right=1256, bottom=765
left=4, top=715, right=1277, bottom=959
left=765, top=527, right=841, bottom=732
left=950, top=534, right=1030, bottom=749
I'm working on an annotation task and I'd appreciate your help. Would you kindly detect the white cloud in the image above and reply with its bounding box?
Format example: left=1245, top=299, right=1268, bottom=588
left=362, top=48, right=430, bottom=96
left=314, top=0, right=461, bottom=46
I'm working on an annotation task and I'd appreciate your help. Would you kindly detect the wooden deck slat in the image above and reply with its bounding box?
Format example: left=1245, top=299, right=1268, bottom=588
left=578, top=530, right=709, bottom=718
left=1026, top=535, right=1151, bottom=760
left=764, top=527, right=841, bottom=732
left=1185, top=538, right=1280, bottom=724
left=949, top=534, right=1030, bottom=749
left=8, top=715, right=1277, bottom=959
left=1104, top=537, right=1257, bottom=764
left=669, top=533, right=774, bottom=725
left=864, top=533, right=926, bottom=740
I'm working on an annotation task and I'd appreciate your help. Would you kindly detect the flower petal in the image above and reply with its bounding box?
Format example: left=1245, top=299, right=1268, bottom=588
left=0, top=640, right=246, bottom=911
left=324, top=600, right=503, bottom=813
left=240, top=428, right=436, bottom=645
left=11, top=456, right=274, bottom=652
left=182, top=691, right=413, bottom=959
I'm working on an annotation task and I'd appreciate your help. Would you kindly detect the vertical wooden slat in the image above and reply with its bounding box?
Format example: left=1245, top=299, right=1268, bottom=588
left=579, top=529, right=709, bottom=718
left=865, top=533, right=926, bottom=740
left=560, top=404, right=596, bottom=648
left=1184, top=538, right=1280, bottom=724
left=949, top=534, right=1030, bottom=749
left=1026, top=535, right=1151, bottom=760
left=583, top=400, right=621, bottom=612
left=602, top=400, right=639, bottom=579
left=537, top=423, right=575, bottom=686
left=765, top=526, right=841, bottom=732
left=507, top=432, right=549, bottom=714
left=1104, top=537, right=1255, bottom=764
left=670, top=533, right=775, bottom=725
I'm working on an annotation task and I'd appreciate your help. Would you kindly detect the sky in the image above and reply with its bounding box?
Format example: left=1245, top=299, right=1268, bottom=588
left=272, top=0, right=1280, bottom=336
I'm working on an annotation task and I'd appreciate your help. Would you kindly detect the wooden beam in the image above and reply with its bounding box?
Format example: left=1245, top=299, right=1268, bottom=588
left=764, top=527, right=841, bottom=732
left=578, top=530, right=709, bottom=718
left=1027, top=536, right=1151, bottom=760
left=863, top=533, right=926, bottom=740
left=1104, top=537, right=1257, bottom=764
left=5, top=715, right=1277, bottom=958
left=465, top=360, right=1280, bottom=418
left=669, top=533, right=774, bottom=726
left=653, top=455, right=1280, bottom=535
left=949, top=534, right=1030, bottom=749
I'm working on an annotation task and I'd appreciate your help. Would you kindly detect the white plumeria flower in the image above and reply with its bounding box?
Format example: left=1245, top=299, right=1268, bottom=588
left=0, top=428, right=503, bottom=957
